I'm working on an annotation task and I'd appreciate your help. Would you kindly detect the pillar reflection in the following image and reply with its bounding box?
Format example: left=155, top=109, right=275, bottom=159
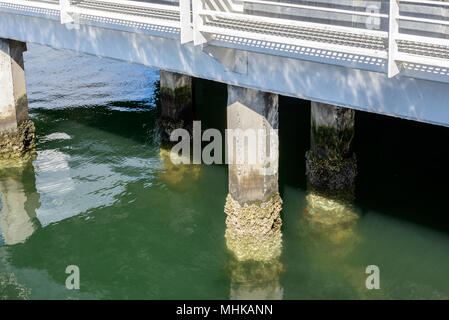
left=299, top=185, right=360, bottom=258
left=0, top=158, right=40, bottom=245
left=157, top=146, right=201, bottom=189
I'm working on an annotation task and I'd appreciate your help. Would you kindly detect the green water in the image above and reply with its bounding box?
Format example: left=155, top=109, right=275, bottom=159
left=0, top=44, right=449, bottom=300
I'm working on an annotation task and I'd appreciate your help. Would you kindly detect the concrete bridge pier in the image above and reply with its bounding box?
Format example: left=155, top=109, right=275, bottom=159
left=158, top=70, right=194, bottom=144
left=224, top=85, right=282, bottom=262
left=306, top=101, right=357, bottom=197
left=0, top=39, right=35, bottom=160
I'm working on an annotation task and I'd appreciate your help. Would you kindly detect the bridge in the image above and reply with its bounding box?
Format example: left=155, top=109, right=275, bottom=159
left=1, top=1, right=449, bottom=261
left=1, top=0, right=449, bottom=126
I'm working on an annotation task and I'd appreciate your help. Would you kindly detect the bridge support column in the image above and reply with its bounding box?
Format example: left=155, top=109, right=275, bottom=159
left=306, top=101, right=357, bottom=195
left=0, top=39, right=35, bottom=160
left=302, top=102, right=360, bottom=276
left=224, top=85, right=282, bottom=262
left=158, top=70, right=193, bottom=144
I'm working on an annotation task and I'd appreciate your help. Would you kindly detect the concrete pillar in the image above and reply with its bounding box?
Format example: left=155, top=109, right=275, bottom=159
left=225, top=87, right=284, bottom=301
left=0, top=39, right=35, bottom=160
left=224, top=85, right=282, bottom=262
left=158, top=70, right=193, bottom=144
left=306, top=101, right=357, bottom=194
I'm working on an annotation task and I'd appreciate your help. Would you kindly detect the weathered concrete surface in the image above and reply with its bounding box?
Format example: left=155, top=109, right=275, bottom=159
left=226, top=85, right=279, bottom=204
left=225, top=85, right=282, bottom=265
left=158, top=70, right=193, bottom=144
left=306, top=101, right=357, bottom=191
left=0, top=39, right=35, bottom=159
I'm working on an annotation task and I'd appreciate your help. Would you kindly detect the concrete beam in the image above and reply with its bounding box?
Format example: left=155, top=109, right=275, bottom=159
left=0, top=38, right=34, bottom=160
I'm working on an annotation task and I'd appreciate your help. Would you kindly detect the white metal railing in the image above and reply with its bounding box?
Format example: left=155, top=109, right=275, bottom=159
left=2, top=0, right=449, bottom=78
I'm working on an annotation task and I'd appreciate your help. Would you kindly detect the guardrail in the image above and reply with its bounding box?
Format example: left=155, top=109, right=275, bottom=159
left=1, top=0, right=449, bottom=78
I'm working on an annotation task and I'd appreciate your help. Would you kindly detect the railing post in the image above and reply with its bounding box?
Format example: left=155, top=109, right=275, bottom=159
left=180, top=0, right=193, bottom=44
left=60, top=0, right=74, bottom=24
left=388, top=0, right=400, bottom=78
left=192, top=0, right=208, bottom=45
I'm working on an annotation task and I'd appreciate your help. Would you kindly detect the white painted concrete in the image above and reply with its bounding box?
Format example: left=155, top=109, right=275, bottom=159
left=0, top=10, right=449, bottom=127
left=0, top=39, right=28, bottom=132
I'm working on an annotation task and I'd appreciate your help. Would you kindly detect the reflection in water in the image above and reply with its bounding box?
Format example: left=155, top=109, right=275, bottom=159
left=0, top=160, right=40, bottom=245
left=0, top=270, right=30, bottom=300
left=228, top=258, right=284, bottom=300
left=225, top=200, right=284, bottom=300
left=298, top=184, right=370, bottom=297
left=300, top=188, right=359, bottom=251
left=157, top=147, right=201, bottom=189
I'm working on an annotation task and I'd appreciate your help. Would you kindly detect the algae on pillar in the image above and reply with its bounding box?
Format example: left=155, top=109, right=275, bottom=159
left=224, top=85, right=282, bottom=262
left=158, top=70, right=194, bottom=144
left=306, top=101, right=356, bottom=193
left=0, top=39, right=35, bottom=160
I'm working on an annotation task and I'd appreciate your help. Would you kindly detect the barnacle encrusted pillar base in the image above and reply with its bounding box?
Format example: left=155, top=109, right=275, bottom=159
left=0, top=39, right=35, bottom=161
left=0, top=120, right=35, bottom=160
left=225, top=192, right=284, bottom=300
left=224, top=192, right=283, bottom=262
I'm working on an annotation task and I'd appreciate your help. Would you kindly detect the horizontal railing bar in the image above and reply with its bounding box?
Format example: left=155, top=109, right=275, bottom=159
left=72, top=1, right=179, bottom=18
left=0, top=0, right=59, bottom=10
left=400, top=0, right=449, bottom=7
left=399, top=14, right=449, bottom=26
left=397, top=33, right=449, bottom=47
left=82, top=0, right=180, bottom=12
left=397, top=52, right=449, bottom=68
left=199, top=9, right=388, bottom=38
left=68, top=5, right=181, bottom=26
left=202, top=24, right=388, bottom=59
left=243, top=0, right=388, bottom=18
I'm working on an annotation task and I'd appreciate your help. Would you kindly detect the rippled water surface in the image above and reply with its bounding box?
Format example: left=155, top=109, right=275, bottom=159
left=1, top=44, right=449, bottom=299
